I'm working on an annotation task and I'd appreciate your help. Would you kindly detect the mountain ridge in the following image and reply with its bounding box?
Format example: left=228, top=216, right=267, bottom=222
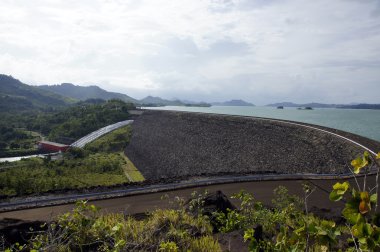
left=212, top=99, right=255, bottom=106
left=0, top=74, right=74, bottom=112
left=39, top=83, right=138, bottom=103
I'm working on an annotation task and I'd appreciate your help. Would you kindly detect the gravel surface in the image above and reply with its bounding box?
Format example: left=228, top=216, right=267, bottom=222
left=125, top=110, right=379, bottom=180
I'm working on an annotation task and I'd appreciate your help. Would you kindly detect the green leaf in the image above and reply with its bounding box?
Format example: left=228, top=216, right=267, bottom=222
left=243, top=228, right=255, bottom=241
left=115, top=239, right=126, bottom=248
left=364, top=151, right=372, bottom=166
left=358, top=237, right=367, bottom=244
left=90, top=204, right=98, bottom=212
left=333, top=181, right=350, bottom=194
left=376, top=152, right=380, bottom=160
left=343, top=202, right=364, bottom=225
left=351, top=157, right=367, bottom=174
left=330, top=182, right=350, bottom=201
left=317, top=228, right=328, bottom=236
left=370, top=193, right=377, bottom=204
left=329, top=190, right=342, bottom=201
left=352, top=222, right=374, bottom=239
left=295, top=224, right=306, bottom=235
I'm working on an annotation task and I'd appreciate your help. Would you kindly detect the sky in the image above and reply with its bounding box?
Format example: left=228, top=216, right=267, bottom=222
left=1, top=0, right=380, bottom=105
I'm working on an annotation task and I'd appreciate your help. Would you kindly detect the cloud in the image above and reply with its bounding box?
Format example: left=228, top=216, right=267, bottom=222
left=0, top=0, right=380, bottom=104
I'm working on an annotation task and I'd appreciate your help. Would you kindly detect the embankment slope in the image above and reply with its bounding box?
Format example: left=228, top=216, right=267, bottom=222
left=125, top=110, right=379, bottom=180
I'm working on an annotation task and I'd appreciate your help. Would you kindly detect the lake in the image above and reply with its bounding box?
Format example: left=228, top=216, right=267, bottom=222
left=145, top=106, right=380, bottom=142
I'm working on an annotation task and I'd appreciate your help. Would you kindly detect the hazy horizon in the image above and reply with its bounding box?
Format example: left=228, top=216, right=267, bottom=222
left=1, top=0, right=380, bottom=105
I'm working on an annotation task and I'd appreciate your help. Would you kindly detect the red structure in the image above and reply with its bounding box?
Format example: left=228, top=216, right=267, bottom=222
left=38, top=141, right=69, bottom=152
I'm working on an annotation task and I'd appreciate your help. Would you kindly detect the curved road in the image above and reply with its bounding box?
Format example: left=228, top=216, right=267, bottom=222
left=71, top=120, right=134, bottom=148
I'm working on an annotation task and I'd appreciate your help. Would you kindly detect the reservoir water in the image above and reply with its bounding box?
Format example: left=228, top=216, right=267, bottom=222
left=146, top=106, right=380, bottom=142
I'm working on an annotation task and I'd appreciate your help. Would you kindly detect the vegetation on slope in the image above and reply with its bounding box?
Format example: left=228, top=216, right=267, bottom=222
left=0, top=125, right=140, bottom=197
left=84, top=125, right=145, bottom=182
left=85, top=126, right=132, bottom=153
left=3, top=151, right=380, bottom=251
left=0, top=74, right=136, bottom=156
left=0, top=152, right=128, bottom=197
left=0, top=99, right=134, bottom=156
left=0, top=74, right=74, bottom=112
left=4, top=201, right=220, bottom=251
left=36, top=99, right=134, bottom=143
left=0, top=127, right=42, bottom=157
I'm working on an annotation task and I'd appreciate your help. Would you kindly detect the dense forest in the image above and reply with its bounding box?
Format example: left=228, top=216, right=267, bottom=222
left=0, top=126, right=136, bottom=197
left=0, top=74, right=136, bottom=156
left=0, top=74, right=74, bottom=112
left=0, top=99, right=134, bottom=156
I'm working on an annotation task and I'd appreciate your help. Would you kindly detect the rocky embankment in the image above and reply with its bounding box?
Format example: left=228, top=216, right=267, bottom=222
left=125, top=110, right=379, bottom=180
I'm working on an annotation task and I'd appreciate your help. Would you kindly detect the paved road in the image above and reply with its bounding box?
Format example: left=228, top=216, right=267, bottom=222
left=0, top=120, right=134, bottom=163
left=71, top=120, right=134, bottom=148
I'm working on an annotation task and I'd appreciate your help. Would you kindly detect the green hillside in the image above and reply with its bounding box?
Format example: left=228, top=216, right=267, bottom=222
left=39, top=83, right=138, bottom=103
left=139, top=95, right=184, bottom=106
left=0, top=74, right=74, bottom=112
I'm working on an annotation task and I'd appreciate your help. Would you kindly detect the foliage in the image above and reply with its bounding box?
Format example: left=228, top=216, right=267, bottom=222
left=236, top=150, right=380, bottom=251
left=0, top=126, right=41, bottom=157
left=0, top=153, right=128, bottom=196
left=4, top=147, right=380, bottom=250
left=0, top=74, right=73, bottom=113
left=6, top=201, right=221, bottom=252
left=0, top=99, right=134, bottom=156
left=272, top=185, right=304, bottom=210
left=40, top=99, right=134, bottom=142
left=329, top=151, right=380, bottom=251
left=85, top=126, right=132, bottom=153
left=213, top=188, right=345, bottom=251
left=0, top=112, right=138, bottom=197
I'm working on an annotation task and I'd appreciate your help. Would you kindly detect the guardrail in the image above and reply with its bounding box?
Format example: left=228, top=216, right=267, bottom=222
left=71, top=120, right=134, bottom=148
left=0, top=172, right=374, bottom=213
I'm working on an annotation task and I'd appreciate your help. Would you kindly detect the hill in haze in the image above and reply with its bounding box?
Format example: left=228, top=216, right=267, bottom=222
left=267, top=102, right=380, bottom=109
left=266, top=102, right=339, bottom=108
left=139, top=96, right=184, bottom=106
left=212, top=99, right=255, bottom=106
left=39, top=83, right=137, bottom=103
left=0, top=74, right=74, bottom=112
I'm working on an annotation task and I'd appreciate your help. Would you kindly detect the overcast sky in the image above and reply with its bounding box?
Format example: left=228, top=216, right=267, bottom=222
left=1, top=0, right=380, bottom=105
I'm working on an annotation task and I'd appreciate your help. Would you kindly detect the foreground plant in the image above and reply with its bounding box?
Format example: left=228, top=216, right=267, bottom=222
left=5, top=201, right=220, bottom=252
left=329, top=151, right=380, bottom=251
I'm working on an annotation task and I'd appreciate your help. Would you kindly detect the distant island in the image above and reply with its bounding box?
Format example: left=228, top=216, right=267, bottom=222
left=211, top=99, right=255, bottom=106
left=267, top=102, right=380, bottom=110
left=1, top=74, right=379, bottom=110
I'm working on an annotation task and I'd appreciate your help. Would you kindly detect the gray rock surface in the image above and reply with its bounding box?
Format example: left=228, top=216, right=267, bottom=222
left=125, top=110, right=378, bottom=180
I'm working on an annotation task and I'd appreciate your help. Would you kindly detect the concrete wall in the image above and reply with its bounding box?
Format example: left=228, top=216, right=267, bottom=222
left=125, top=110, right=378, bottom=180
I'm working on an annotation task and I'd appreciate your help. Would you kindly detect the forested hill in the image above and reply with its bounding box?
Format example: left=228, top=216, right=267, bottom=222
left=0, top=74, right=74, bottom=112
left=139, top=96, right=184, bottom=106
left=211, top=99, right=255, bottom=106
left=39, top=83, right=137, bottom=103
